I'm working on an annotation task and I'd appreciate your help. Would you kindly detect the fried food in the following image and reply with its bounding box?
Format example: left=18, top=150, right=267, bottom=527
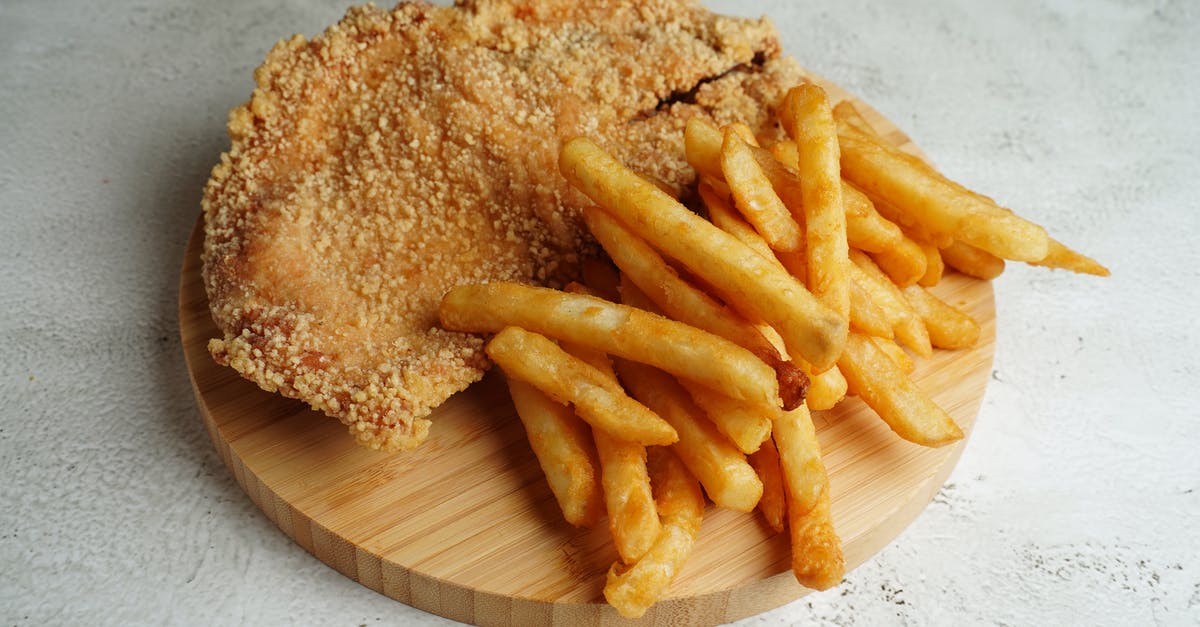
left=202, top=0, right=808, bottom=450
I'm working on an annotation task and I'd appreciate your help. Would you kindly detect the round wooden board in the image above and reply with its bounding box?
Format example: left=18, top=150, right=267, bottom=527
left=180, top=78, right=995, bottom=626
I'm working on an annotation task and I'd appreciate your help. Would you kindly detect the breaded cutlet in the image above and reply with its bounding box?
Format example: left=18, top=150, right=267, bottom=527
left=202, top=0, right=806, bottom=451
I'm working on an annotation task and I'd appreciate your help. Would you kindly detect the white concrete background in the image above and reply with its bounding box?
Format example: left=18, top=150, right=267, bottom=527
left=1, top=0, right=1196, bottom=624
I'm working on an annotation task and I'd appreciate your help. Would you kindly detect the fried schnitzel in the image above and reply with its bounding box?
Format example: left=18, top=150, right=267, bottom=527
left=202, top=0, right=805, bottom=451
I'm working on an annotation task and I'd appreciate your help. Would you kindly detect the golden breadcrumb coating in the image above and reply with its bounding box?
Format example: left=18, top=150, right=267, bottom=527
left=202, top=0, right=804, bottom=451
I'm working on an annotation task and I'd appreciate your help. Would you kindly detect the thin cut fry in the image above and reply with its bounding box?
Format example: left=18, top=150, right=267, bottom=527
left=872, top=336, right=916, bottom=374
left=552, top=292, right=662, bottom=565
left=915, top=237, right=946, bottom=287
left=835, top=117, right=1050, bottom=261
left=774, top=403, right=844, bottom=590
left=838, top=332, right=964, bottom=447
left=441, top=281, right=781, bottom=408
left=701, top=181, right=787, bottom=264
left=901, top=284, right=981, bottom=350
left=870, top=235, right=927, bottom=288
left=940, top=240, right=1006, bottom=280
left=616, top=359, right=763, bottom=512
left=803, top=362, right=848, bottom=411
left=486, top=327, right=677, bottom=446
left=848, top=276, right=894, bottom=339
left=721, top=128, right=804, bottom=251
left=584, top=206, right=808, bottom=410
left=748, top=437, right=786, bottom=532
left=848, top=250, right=933, bottom=358
left=780, top=83, right=851, bottom=324
left=604, top=447, right=704, bottom=619
left=560, top=137, right=847, bottom=370
left=1029, top=237, right=1111, bottom=276
left=505, top=377, right=603, bottom=527
left=617, top=277, right=780, bottom=452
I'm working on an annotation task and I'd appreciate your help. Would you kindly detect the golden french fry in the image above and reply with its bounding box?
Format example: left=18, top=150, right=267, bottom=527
left=721, top=129, right=804, bottom=252
left=505, top=377, right=604, bottom=527
left=835, top=116, right=1050, bottom=261
left=848, top=276, right=894, bottom=339
left=804, top=362, right=848, bottom=411
left=838, top=332, right=964, bottom=447
left=772, top=404, right=826, bottom=515
left=1029, top=237, right=1111, bottom=276
left=551, top=294, right=663, bottom=565
left=748, top=437, right=786, bottom=532
left=616, top=359, right=763, bottom=512
left=871, top=335, right=915, bottom=374
left=593, top=429, right=661, bottom=565
left=915, top=237, right=946, bottom=286
left=441, top=281, right=781, bottom=409
left=780, top=83, right=851, bottom=324
left=940, top=240, right=1006, bottom=280
left=584, top=206, right=807, bottom=409
left=901, top=284, right=981, bottom=350
left=848, top=250, right=933, bottom=358
left=701, top=181, right=787, bottom=264
left=616, top=276, right=784, bottom=452
left=831, top=100, right=878, bottom=137
left=726, top=121, right=760, bottom=146
left=560, top=137, right=846, bottom=371
left=774, top=403, right=844, bottom=590
left=681, top=382, right=774, bottom=455
left=841, top=181, right=906, bottom=253
left=487, top=327, right=677, bottom=446
left=787, top=484, right=844, bottom=591
left=603, top=446, right=704, bottom=619
left=870, top=235, right=927, bottom=288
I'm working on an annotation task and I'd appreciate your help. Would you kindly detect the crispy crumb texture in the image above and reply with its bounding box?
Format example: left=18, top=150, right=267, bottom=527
left=201, top=0, right=804, bottom=451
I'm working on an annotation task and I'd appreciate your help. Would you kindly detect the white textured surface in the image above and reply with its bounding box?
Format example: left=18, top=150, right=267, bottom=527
left=1, top=0, right=1197, bottom=625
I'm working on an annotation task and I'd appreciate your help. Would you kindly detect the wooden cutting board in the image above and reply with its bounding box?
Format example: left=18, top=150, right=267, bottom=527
left=179, top=77, right=995, bottom=626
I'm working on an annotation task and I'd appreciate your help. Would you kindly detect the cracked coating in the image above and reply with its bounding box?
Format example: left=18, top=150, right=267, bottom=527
left=201, top=0, right=806, bottom=450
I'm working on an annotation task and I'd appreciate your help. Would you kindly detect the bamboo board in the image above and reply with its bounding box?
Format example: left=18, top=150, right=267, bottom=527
left=180, top=81, right=995, bottom=625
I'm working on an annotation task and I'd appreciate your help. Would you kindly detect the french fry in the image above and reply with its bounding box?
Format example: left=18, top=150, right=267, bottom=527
left=553, top=290, right=663, bottom=565
left=940, top=240, right=1006, bottom=279
left=441, top=281, right=782, bottom=409
left=486, top=327, right=677, bottom=446
left=835, top=116, right=1050, bottom=261
left=747, top=437, right=786, bottom=532
left=1029, top=237, right=1111, bottom=276
left=681, top=382, right=774, bottom=455
left=684, top=117, right=725, bottom=179
left=701, top=181, right=789, bottom=265
left=901, top=284, right=981, bottom=350
left=774, top=404, right=844, bottom=590
left=583, top=206, right=808, bottom=410
left=870, top=235, right=927, bottom=288
left=838, top=332, right=964, bottom=447
left=915, top=237, right=946, bottom=287
left=594, top=429, right=661, bottom=565
left=721, top=128, right=804, bottom=251
left=786, top=485, right=844, bottom=591
left=847, top=250, right=933, bottom=358
left=726, top=121, right=760, bottom=146
left=848, top=276, right=894, bottom=339
left=872, top=335, right=916, bottom=374
left=780, top=83, right=851, bottom=324
left=616, top=359, right=763, bottom=512
left=804, top=362, right=848, bottom=411
left=560, top=137, right=847, bottom=371
left=505, top=377, right=604, bottom=527
left=604, top=447, right=704, bottom=619
left=617, top=277, right=780, bottom=452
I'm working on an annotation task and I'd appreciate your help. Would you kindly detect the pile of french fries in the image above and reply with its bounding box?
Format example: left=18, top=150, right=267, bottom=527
left=439, top=83, right=1107, bottom=618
